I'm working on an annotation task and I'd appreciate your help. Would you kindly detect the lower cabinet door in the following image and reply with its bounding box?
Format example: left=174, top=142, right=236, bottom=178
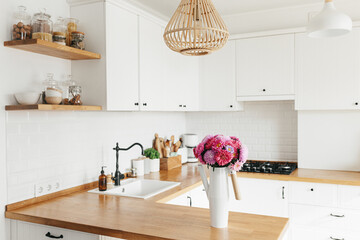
left=165, top=193, right=191, bottom=207
left=292, top=225, right=359, bottom=240
left=13, top=221, right=99, bottom=240
left=230, top=178, right=289, bottom=217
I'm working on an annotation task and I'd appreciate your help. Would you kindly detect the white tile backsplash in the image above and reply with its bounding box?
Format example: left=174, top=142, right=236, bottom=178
left=186, top=101, right=298, bottom=162
left=6, top=111, right=186, bottom=203
left=5, top=101, right=298, bottom=203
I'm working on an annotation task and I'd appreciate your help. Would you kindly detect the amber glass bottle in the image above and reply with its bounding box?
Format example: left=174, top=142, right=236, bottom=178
left=99, top=166, right=107, bottom=191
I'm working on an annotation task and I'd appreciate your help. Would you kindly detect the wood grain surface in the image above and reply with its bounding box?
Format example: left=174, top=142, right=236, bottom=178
left=6, top=164, right=288, bottom=240
left=4, top=39, right=101, bottom=60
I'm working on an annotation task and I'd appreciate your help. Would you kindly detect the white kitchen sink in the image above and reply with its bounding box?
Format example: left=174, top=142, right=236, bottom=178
left=89, top=179, right=180, bottom=199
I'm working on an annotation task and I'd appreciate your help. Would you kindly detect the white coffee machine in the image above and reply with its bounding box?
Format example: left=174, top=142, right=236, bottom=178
left=182, top=134, right=199, bottom=163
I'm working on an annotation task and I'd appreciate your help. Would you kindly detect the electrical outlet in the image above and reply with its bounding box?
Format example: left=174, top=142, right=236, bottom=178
left=35, top=179, right=61, bottom=197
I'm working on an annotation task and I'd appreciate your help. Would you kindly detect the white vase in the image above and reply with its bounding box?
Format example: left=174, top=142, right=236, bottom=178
left=198, top=165, right=230, bottom=228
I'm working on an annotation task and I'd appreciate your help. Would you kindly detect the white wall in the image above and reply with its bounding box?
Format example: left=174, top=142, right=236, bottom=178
left=186, top=101, right=298, bottom=162
left=224, top=1, right=360, bottom=34
left=298, top=111, right=360, bottom=171
left=0, top=1, right=71, bottom=239
left=6, top=111, right=186, bottom=203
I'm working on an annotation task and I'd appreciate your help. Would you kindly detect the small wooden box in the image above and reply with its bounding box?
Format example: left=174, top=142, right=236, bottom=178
left=160, top=155, right=182, bottom=170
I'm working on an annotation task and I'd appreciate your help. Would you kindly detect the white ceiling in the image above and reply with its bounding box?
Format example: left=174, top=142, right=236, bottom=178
left=130, top=0, right=325, bottom=19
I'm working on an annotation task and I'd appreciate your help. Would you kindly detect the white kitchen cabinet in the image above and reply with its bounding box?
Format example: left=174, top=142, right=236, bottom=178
left=11, top=220, right=99, bottom=240
left=106, top=3, right=139, bottom=111
left=139, top=16, right=166, bottom=111
left=230, top=178, right=289, bottom=217
left=289, top=182, right=337, bottom=207
left=338, top=185, right=360, bottom=210
left=236, top=34, right=295, bottom=101
left=164, top=46, right=199, bottom=111
left=71, top=2, right=140, bottom=111
left=165, top=185, right=208, bottom=208
left=199, top=41, right=243, bottom=111
left=166, top=178, right=288, bottom=217
left=295, top=29, right=360, bottom=110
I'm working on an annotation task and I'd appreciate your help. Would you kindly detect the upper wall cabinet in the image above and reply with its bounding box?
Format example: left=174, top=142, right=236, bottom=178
left=106, top=3, right=139, bottom=111
left=71, top=1, right=199, bottom=112
left=236, top=34, right=295, bottom=101
left=139, top=16, right=166, bottom=111
left=164, top=48, right=199, bottom=111
left=71, top=2, right=140, bottom=111
left=295, top=29, right=360, bottom=110
left=199, top=41, right=243, bottom=111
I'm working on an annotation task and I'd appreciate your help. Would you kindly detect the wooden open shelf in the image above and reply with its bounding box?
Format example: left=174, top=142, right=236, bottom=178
left=5, top=104, right=102, bottom=111
left=4, top=39, right=101, bottom=60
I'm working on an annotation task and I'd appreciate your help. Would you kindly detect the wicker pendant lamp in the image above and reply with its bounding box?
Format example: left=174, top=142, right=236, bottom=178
left=163, top=0, right=229, bottom=56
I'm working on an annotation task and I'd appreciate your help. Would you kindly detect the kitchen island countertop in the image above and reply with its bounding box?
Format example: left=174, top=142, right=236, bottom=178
left=5, top=163, right=288, bottom=240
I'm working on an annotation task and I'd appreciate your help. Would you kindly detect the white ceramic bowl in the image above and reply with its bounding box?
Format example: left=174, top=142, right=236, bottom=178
left=14, top=92, right=41, bottom=105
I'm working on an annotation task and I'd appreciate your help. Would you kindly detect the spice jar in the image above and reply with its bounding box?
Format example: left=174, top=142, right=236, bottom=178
left=70, top=31, right=85, bottom=50
left=32, top=9, right=53, bottom=42
left=12, top=6, right=32, bottom=40
left=65, top=18, right=79, bottom=46
left=63, top=76, right=82, bottom=105
left=42, top=73, right=62, bottom=105
left=53, top=17, right=66, bottom=45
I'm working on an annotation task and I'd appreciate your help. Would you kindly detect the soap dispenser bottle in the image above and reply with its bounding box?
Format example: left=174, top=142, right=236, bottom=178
left=99, top=166, right=107, bottom=191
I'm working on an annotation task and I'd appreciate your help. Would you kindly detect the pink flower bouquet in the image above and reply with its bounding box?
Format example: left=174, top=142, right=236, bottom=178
left=193, top=135, right=248, bottom=171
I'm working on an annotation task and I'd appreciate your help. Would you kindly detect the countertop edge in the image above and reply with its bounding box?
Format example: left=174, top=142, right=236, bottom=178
left=5, top=211, right=171, bottom=240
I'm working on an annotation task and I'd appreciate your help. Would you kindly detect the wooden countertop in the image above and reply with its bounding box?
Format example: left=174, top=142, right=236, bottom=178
left=5, top=164, right=289, bottom=240
left=237, top=168, right=360, bottom=186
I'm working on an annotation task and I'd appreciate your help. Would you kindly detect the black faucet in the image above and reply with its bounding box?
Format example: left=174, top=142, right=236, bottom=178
left=112, top=142, right=144, bottom=186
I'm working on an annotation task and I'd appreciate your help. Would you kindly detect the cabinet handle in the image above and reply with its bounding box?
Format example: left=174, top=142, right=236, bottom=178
left=310, top=188, right=314, bottom=191
left=330, top=237, right=344, bottom=240
left=179, top=105, right=183, bottom=107
left=187, top=196, right=192, bottom=207
left=45, top=232, right=64, bottom=239
left=282, top=186, right=285, bottom=199
left=330, top=213, right=345, bottom=218
left=262, top=89, right=266, bottom=92
left=183, top=105, right=187, bottom=108
left=355, top=102, right=359, bottom=106
left=134, top=103, right=139, bottom=106
left=143, top=103, right=147, bottom=106
left=230, top=105, right=233, bottom=108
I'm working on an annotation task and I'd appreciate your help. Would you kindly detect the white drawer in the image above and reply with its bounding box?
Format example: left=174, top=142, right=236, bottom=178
left=289, top=181, right=337, bottom=207
left=338, top=185, right=360, bottom=210
left=291, top=225, right=359, bottom=240
left=14, top=221, right=99, bottom=240
left=290, top=204, right=360, bottom=231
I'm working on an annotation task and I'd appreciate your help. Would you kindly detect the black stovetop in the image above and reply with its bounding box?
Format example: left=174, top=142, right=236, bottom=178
left=240, top=161, right=297, bottom=175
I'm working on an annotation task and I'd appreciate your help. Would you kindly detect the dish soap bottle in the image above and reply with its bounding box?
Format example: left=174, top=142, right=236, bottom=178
left=99, top=166, right=107, bottom=191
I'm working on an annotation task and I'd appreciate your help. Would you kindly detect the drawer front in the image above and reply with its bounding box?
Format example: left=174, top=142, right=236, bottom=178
left=338, top=185, right=360, bottom=210
left=15, top=221, right=99, bottom=240
left=290, top=204, right=360, bottom=231
left=292, top=225, right=359, bottom=240
left=289, top=181, right=337, bottom=206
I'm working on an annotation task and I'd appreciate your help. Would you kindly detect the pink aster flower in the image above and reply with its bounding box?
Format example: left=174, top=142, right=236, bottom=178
left=239, top=145, right=248, bottom=164
left=230, top=161, right=243, bottom=171
left=215, top=150, right=233, bottom=166
left=212, top=136, right=226, bottom=151
left=204, top=150, right=216, bottom=165
left=194, top=142, right=204, bottom=158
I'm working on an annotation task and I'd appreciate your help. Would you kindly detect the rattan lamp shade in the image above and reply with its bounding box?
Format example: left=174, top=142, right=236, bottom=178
left=163, top=0, right=229, bottom=56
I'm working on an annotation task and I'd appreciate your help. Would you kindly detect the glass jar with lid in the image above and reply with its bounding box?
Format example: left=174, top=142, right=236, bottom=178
left=32, top=9, right=53, bottom=42
left=42, top=73, right=62, bottom=105
left=63, top=75, right=82, bottom=105
left=70, top=31, right=85, bottom=50
left=53, top=17, right=66, bottom=45
left=12, top=6, right=32, bottom=40
left=65, top=18, right=79, bottom=46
